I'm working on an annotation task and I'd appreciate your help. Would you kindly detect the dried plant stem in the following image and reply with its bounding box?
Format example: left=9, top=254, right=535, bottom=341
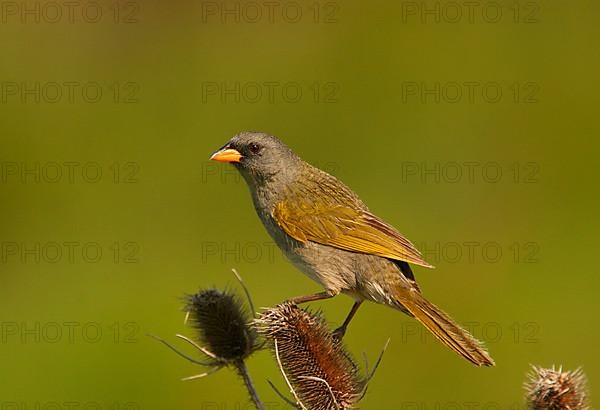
left=235, top=360, right=265, bottom=410
left=232, top=268, right=257, bottom=318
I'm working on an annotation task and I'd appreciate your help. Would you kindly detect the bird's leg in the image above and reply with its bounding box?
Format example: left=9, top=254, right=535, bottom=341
left=284, top=291, right=360, bottom=340
left=333, top=301, right=363, bottom=340
left=285, top=290, right=336, bottom=305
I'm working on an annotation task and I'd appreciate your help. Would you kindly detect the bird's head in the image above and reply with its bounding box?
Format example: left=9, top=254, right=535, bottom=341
left=210, top=131, right=300, bottom=187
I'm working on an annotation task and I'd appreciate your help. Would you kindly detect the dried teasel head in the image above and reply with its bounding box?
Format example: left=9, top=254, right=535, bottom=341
left=184, top=288, right=260, bottom=364
left=525, top=365, right=589, bottom=410
left=256, top=303, right=367, bottom=410
left=150, top=271, right=266, bottom=409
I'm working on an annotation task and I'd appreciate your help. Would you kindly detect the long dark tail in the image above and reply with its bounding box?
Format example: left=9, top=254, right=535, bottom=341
left=393, top=288, right=495, bottom=367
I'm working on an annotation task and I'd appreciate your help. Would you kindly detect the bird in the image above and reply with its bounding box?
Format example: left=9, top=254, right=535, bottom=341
left=209, top=131, right=494, bottom=367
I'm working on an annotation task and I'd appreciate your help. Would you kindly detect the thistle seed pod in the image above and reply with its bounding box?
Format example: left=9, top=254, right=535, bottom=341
left=525, top=365, right=589, bottom=410
left=184, top=288, right=259, bottom=363
left=256, top=303, right=365, bottom=410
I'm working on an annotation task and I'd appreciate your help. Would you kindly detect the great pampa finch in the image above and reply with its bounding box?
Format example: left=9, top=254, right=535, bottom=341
left=210, top=132, right=494, bottom=366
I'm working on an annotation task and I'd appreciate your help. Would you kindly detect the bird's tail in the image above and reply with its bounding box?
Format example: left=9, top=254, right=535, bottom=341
left=392, top=288, right=495, bottom=367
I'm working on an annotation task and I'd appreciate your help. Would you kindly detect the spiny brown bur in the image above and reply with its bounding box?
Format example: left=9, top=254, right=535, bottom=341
left=525, top=365, right=589, bottom=410
left=256, top=303, right=365, bottom=410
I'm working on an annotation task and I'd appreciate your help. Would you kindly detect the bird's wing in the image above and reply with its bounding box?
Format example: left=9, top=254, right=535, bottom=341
left=272, top=193, right=434, bottom=268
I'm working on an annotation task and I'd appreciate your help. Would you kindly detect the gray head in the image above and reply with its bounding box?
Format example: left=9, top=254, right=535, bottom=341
left=210, top=131, right=301, bottom=186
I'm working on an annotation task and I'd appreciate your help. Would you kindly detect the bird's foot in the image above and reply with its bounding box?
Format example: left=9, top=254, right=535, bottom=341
left=332, top=325, right=347, bottom=342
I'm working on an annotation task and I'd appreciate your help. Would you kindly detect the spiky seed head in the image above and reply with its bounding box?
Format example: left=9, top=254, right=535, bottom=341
left=525, top=365, right=589, bottom=410
left=185, top=288, right=259, bottom=363
left=256, top=303, right=365, bottom=410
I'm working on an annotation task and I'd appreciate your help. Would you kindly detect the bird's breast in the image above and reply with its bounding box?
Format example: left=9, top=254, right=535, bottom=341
left=250, top=186, right=369, bottom=294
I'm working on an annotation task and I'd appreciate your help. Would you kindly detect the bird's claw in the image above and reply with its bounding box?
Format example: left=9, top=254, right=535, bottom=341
left=332, top=326, right=346, bottom=342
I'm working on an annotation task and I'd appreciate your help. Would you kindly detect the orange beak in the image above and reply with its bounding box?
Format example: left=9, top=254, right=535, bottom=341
left=210, top=147, right=242, bottom=163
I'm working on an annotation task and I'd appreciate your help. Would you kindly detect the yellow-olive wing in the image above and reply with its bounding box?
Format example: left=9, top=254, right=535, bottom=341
left=272, top=199, right=433, bottom=268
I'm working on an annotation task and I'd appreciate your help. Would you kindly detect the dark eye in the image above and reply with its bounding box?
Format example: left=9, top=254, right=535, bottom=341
left=248, top=142, right=261, bottom=154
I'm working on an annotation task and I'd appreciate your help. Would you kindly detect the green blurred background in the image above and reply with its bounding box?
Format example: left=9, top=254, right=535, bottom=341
left=1, top=0, right=598, bottom=408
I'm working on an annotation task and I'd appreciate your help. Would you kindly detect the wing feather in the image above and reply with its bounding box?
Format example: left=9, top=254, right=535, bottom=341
left=273, top=196, right=433, bottom=268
